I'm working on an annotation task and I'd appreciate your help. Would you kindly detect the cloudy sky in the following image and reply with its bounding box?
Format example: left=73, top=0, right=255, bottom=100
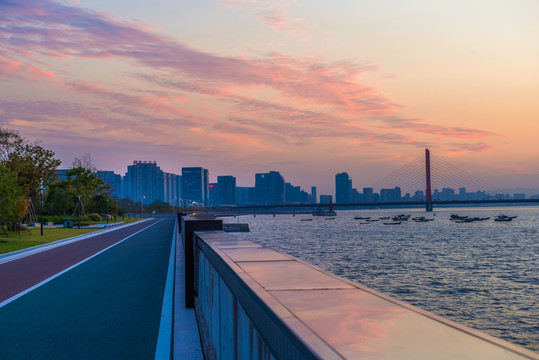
left=1, top=0, right=538, bottom=195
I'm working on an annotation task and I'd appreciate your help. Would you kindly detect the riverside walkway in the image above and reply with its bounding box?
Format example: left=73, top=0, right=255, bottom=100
left=0, top=218, right=183, bottom=359
left=1, top=215, right=537, bottom=359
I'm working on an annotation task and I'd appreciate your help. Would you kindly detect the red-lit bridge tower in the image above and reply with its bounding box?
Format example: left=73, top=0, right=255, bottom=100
left=425, top=148, right=433, bottom=212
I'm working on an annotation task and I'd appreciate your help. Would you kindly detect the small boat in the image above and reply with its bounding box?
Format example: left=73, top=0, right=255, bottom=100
left=353, top=216, right=371, bottom=220
left=325, top=217, right=336, bottom=220
left=392, top=215, right=410, bottom=221
left=383, top=221, right=401, bottom=225
left=412, top=216, right=425, bottom=221
left=450, top=214, right=468, bottom=220
left=366, top=219, right=379, bottom=222
left=313, top=201, right=337, bottom=217
left=414, top=218, right=435, bottom=222
left=379, top=216, right=390, bottom=220
left=494, top=215, right=517, bottom=222
left=300, top=218, right=312, bottom=221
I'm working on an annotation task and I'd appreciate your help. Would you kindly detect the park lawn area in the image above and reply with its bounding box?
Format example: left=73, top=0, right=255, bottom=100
left=0, top=218, right=147, bottom=255
left=0, top=227, right=101, bottom=255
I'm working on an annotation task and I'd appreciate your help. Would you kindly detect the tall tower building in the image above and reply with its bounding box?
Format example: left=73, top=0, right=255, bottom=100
left=217, top=176, right=236, bottom=206
left=123, top=161, right=164, bottom=206
left=310, top=186, right=317, bottom=203
left=182, top=167, right=206, bottom=206
left=335, top=172, right=352, bottom=203
left=164, top=172, right=182, bottom=207
left=203, top=169, right=209, bottom=206
left=254, top=171, right=285, bottom=205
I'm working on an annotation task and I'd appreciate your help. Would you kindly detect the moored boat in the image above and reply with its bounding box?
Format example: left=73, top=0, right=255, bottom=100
left=313, top=201, right=337, bottom=217
left=494, top=214, right=517, bottom=222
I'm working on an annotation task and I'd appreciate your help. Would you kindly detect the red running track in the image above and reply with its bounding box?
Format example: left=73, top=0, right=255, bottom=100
left=0, top=219, right=160, bottom=304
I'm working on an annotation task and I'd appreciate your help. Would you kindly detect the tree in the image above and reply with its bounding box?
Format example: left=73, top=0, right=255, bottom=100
left=44, top=167, right=112, bottom=216
left=147, top=201, right=173, bottom=213
left=0, top=128, right=61, bottom=199
left=44, top=181, right=76, bottom=216
left=0, top=165, right=23, bottom=232
left=0, top=128, right=24, bottom=162
left=65, top=167, right=109, bottom=202
left=72, top=153, right=97, bottom=172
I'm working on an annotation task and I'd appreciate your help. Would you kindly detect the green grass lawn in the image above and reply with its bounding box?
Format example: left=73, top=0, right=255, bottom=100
left=0, top=218, right=146, bottom=255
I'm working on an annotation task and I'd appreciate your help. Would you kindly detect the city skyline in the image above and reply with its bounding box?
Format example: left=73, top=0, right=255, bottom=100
left=81, top=159, right=537, bottom=206
left=1, top=1, right=538, bottom=194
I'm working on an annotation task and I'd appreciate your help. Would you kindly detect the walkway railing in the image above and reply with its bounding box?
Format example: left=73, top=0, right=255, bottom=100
left=179, top=215, right=538, bottom=360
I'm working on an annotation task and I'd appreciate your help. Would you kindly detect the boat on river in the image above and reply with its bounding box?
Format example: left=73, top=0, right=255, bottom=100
left=494, top=214, right=517, bottom=222
left=383, top=221, right=402, bottom=225
left=313, top=201, right=337, bottom=216
left=414, top=218, right=435, bottom=222
left=392, top=214, right=410, bottom=221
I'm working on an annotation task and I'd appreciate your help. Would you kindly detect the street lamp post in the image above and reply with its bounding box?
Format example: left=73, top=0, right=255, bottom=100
left=38, top=185, right=44, bottom=236
left=77, top=195, right=81, bottom=229
left=106, top=198, right=109, bottom=224
left=141, top=196, right=145, bottom=216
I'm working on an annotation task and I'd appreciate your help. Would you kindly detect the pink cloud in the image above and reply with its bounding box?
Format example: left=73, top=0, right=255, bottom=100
left=0, top=56, right=58, bottom=82
left=67, top=81, right=199, bottom=122
left=0, top=0, right=396, bottom=116
left=0, top=0, right=497, bottom=153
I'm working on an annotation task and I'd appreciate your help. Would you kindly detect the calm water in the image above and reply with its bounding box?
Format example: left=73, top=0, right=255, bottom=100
left=230, top=206, right=539, bottom=352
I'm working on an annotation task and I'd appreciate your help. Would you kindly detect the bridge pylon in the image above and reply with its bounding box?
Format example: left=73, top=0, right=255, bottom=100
left=425, top=148, right=433, bottom=212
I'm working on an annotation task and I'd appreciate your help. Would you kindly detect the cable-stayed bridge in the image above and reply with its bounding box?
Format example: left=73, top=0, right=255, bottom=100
left=215, top=149, right=538, bottom=214
left=369, top=148, right=515, bottom=211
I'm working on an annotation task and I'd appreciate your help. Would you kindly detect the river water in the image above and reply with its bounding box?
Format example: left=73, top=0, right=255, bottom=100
left=231, top=206, right=538, bottom=352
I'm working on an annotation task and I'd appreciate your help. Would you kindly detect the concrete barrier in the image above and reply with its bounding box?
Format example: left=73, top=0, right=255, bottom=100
left=190, top=229, right=537, bottom=360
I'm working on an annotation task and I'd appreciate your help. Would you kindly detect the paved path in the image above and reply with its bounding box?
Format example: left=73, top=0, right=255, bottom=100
left=0, top=218, right=175, bottom=359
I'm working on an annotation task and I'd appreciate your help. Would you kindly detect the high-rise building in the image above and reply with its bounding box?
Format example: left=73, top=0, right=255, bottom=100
left=310, top=186, right=317, bottom=203
left=285, top=182, right=309, bottom=203
left=96, top=171, right=123, bottom=199
left=203, top=169, right=209, bottom=206
left=335, top=172, right=352, bottom=203
left=123, top=161, right=164, bottom=206
left=164, top=172, right=181, bottom=207
left=235, top=187, right=255, bottom=205
left=217, top=176, right=236, bottom=206
left=363, top=188, right=374, bottom=203
left=208, top=182, right=219, bottom=206
left=380, top=187, right=401, bottom=202
left=255, top=171, right=285, bottom=205
left=182, top=167, right=206, bottom=206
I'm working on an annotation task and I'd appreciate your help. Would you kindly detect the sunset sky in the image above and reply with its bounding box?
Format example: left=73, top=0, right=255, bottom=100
left=1, top=0, right=538, bottom=195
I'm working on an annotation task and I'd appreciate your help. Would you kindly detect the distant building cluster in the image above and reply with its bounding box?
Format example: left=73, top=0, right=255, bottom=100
left=56, top=163, right=532, bottom=207
left=335, top=172, right=531, bottom=204
left=56, top=161, right=318, bottom=207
